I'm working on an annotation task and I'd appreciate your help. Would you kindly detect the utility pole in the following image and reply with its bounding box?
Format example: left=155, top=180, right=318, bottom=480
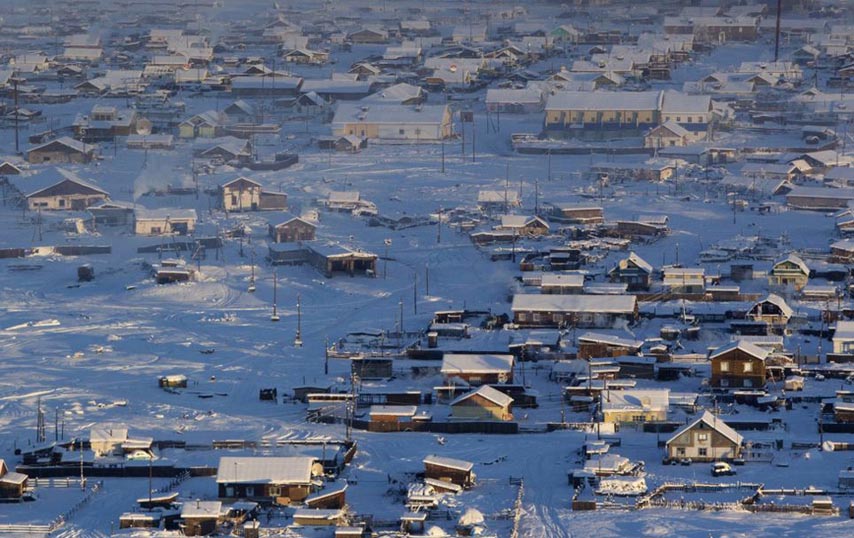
left=13, top=77, right=21, bottom=154
left=294, top=294, right=303, bottom=347
left=271, top=270, right=280, bottom=321
left=413, top=272, right=417, bottom=315
left=774, top=0, right=783, bottom=62
left=441, top=139, right=445, bottom=173
left=471, top=114, right=476, bottom=162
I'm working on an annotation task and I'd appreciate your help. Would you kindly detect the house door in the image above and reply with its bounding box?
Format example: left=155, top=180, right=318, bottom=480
left=72, top=199, right=86, bottom=210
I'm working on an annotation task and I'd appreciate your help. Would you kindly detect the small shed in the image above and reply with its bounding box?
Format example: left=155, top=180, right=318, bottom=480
left=423, top=455, right=475, bottom=488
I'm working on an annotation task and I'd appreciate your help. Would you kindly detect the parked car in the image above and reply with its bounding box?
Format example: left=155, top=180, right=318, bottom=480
left=711, top=462, right=736, bottom=476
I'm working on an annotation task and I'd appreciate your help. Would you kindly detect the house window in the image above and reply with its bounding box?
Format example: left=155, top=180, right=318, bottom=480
left=744, top=378, right=753, bottom=388
left=698, top=433, right=708, bottom=442
left=231, top=195, right=237, bottom=206
left=719, top=361, right=730, bottom=372
left=632, top=415, right=644, bottom=423
left=698, top=448, right=708, bottom=457
left=399, top=129, right=405, bottom=135
left=151, top=227, right=161, bottom=234
left=676, top=116, right=681, bottom=122
left=677, top=447, right=686, bottom=456
left=59, top=199, right=66, bottom=208
left=246, top=486, right=255, bottom=497
left=743, top=362, right=753, bottom=373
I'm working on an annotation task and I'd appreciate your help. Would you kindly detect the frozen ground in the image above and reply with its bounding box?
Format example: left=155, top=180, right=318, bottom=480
left=0, top=13, right=853, bottom=536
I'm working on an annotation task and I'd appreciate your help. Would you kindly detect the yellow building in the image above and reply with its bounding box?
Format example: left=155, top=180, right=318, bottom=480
left=331, top=103, right=453, bottom=141
left=449, top=385, right=513, bottom=421
left=544, top=90, right=662, bottom=130
left=601, top=389, right=669, bottom=424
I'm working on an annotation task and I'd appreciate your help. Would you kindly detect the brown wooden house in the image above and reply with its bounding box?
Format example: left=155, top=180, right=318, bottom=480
left=709, top=340, right=768, bottom=389
left=0, top=459, right=28, bottom=499
left=423, top=455, right=475, bottom=488
left=577, top=332, right=643, bottom=359
left=269, top=215, right=317, bottom=243
left=440, top=353, right=514, bottom=386
left=216, top=456, right=318, bottom=504
left=27, top=137, right=96, bottom=164
left=180, top=500, right=221, bottom=536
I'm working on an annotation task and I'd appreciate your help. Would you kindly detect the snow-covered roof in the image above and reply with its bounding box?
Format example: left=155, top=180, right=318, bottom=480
left=441, top=353, right=514, bottom=375
left=332, top=103, right=449, bottom=126
left=546, top=90, right=662, bottom=111
left=134, top=208, right=197, bottom=221
left=369, top=405, right=417, bottom=417
left=667, top=411, right=743, bottom=447
left=423, top=455, right=474, bottom=472
left=450, top=385, right=513, bottom=408
left=578, top=332, right=642, bottom=348
left=511, top=294, right=637, bottom=314
left=181, top=500, right=222, bottom=518
left=601, top=389, right=669, bottom=413
left=216, top=456, right=315, bottom=484
left=709, top=340, right=769, bottom=362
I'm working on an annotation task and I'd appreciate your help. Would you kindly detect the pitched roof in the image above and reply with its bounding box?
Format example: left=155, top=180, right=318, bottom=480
left=773, top=253, right=810, bottom=275
left=511, top=294, right=637, bottom=314
left=754, top=293, right=793, bottom=318
left=441, top=353, right=514, bottom=375
left=216, top=456, right=315, bottom=484
left=709, top=340, right=769, bottom=362
left=666, top=411, right=743, bottom=447
left=423, top=455, right=474, bottom=472
left=28, top=136, right=94, bottom=155
left=450, top=385, right=513, bottom=408
left=27, top=169, right=109, bottom=198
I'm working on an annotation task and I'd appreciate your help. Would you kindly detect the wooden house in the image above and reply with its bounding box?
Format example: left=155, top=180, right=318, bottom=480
left=511, top=294, right=638, bottom=328
left=269, top=215, right=316, bottom=243
left=282, top=49, right=329, bottom=65
left=347, top=28, right=389, bottom=44
left=540, top=273, right=584, bottom=295
left=27, top=137, right=96, bottom=164
left=368, top=405, right=419, bottom=428
left=440, top=353, right=514, bottom=386
left=608, top=252, right=653, bottom=291
left=178, top=110, right=223, bottom=138
left=134, top=208, right=197, bottom=236
left=88, top=200, right=135, bottom=226
left=26, top=171, right=109, bottom=211
left=768, top=254, right=810, bottom=291
left=305, top=482, right=347, bottom=509
left=423, top=455, right=475, bottom=488
left=833, top=321, right=854, bottom=355
left=547, top=204, right=604, bottom=224
left=305, top=243, right=377, bottom=278
left=0, top=459, right=28, bottom=499
left=216, top=456, right=318, bottom=504
left=644, top=120, right=693, bottom=148
left=601, top=389, right=669, bottom=424
left=181, top=500, right=221, bottom=536
left=577, top=332, right=643, bottom=359
left=709, top=340, right=768, bottom=389
left=0, top=161, right=22, bottom=175
left=221, top=177, right=287, bottom=212
left=496, top=215, right=550, bottom=237
left=449, top=385, right=513, bottom=421
left=746, top=294, right=793, bottom=329
left=292, top=508, right=347, bottom=526
left=665, top=411, right=743, bottom=462
left=662, top=267, right=705, bottom=294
